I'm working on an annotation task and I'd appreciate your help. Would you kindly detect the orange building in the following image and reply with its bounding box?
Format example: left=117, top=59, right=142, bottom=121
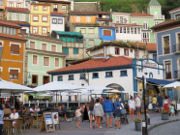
left=0, top=20, right=26, bottom=84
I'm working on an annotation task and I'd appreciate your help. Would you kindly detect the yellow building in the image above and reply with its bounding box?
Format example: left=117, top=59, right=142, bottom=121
left=30, top=3, right=51, bottom=36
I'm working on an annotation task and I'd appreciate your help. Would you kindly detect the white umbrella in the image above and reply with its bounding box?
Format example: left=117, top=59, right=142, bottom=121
left=0, top=79, right=33, bottom=92
left=33, top=81, right=82, bottom=92
left=163, top=81, right=180, bottom=88
left=103, top=89, right=124, bottom=93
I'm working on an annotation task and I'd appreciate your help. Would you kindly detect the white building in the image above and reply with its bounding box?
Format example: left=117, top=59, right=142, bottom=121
left=50, top=12, right=65, bottom=33
left=48, top=56, right=164, bottom=100
left=7, top=0, right=26, bottom=8
left=87, top=41, right=157, bottom=60
left=115, top=23, right=142, bottom=42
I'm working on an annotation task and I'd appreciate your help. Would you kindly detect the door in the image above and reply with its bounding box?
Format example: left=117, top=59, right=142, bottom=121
left=43, top=76, right=50, bottom=84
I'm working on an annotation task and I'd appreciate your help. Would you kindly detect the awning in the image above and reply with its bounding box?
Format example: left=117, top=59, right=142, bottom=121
left=137, top=77, right=174, bottom=86
left=55, top=31, right=83, bottom=38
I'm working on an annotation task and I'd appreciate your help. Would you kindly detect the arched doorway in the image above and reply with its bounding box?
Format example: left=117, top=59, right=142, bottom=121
left=106, top=83, right=125, bottom=101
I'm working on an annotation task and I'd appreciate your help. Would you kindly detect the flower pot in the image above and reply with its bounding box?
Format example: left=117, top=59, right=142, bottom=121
left=161, top=113, right=169, bottom=120
left=135, top=121, right=141, bottom=131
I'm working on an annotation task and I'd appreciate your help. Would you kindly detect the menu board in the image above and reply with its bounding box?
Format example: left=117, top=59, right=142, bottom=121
left=43, top=112, right=55, bottom=132
left=52, top=112, right=59, bottom=125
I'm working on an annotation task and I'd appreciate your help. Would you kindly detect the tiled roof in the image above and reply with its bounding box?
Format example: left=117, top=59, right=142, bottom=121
left=51, top=12, right=65, bottom=16
left=148, top=0, right=161, bottom=6
left=70, top=11, right=109, bottom=15
left=37, top=0, right=71, bottom=4
left=114, top=23, right=142, bottom=27
left=151, top=20, right=180, bottom=31
left=100, top=25, right=115, bottom=29
left=169, top=7, right=180, bottom=13
left=9, top=21, right=30, bottom=25
left=130, top=13, right=153, bottom=17
left=135, top=42, right=157, bottom=51
left=48, top=56, right=133, bottom=73
left=6, top=7, right=29, bottom=13
left=0, top=33, right=26, bottom=41
left=0, top=20, right=21, bottom=28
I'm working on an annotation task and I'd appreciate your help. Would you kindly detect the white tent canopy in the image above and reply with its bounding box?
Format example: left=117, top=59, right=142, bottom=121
left=0, top=79, right=33, bottom=93
left=33, top=81, right=83, bottom=92
left=163, top=81, right=180, bottom=88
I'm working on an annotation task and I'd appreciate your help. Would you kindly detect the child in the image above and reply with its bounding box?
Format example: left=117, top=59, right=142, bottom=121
left=114, top=105, right=121, bottom=129
left=170, top=104, right=175, bottom=117
left=75, top=106, right=82, bottom=128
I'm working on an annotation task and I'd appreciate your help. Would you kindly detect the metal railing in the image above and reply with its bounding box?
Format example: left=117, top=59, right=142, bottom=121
left=165, top=72, right=172, bottom=79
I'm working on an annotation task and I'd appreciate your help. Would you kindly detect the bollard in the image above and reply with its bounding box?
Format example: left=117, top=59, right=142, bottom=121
left=142, top=120, right=148, bottom=135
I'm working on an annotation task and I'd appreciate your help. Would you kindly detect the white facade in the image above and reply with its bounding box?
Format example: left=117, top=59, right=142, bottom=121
left=50, top=15, right=65, bottom=33
left=7, top=0, right=26, bottom=8
left=115, top=25, right=142, bottom=42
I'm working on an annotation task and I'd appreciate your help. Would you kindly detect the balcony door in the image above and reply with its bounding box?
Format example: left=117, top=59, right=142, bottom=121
left=177, top=33, right=180, bottom=51
left=164, top=60, right=171, bottom=79
left=163, top=36, right=170, bottom=54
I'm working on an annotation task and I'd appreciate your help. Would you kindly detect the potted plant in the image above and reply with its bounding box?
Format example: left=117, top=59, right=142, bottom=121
left=161, top=110, right=169, bottom=120
left=135, top=118, right=142, bottom=131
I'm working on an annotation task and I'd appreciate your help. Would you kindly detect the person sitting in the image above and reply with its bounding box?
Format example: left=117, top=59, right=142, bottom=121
left=35, top=105, right=40, bottom=113
left=30, top=106, right=35, bottom=113
left=3, top=104, right=11, bottom=118
left=10, top=109, right=19, bottom=128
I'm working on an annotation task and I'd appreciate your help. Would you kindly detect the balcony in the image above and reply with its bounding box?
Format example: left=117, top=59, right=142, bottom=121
left=154, top=15, right=165, bottom=20
left=164, top=47, right=170, bottom=54
left=165, top=72, right=172, bottom=79
left=172, top=43, right=180, bottom=54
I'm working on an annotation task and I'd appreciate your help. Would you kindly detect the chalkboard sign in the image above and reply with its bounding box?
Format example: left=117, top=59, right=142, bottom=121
left=43, top=112, right=55, bottom=132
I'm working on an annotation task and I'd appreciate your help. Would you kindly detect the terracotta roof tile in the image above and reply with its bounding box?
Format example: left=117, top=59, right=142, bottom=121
left=114, top=23, right=142, bottom=27
left=51, top=12, right=65, bottom=16
left=37, top=0, right=71, bottom=4
left=130, top=13, right=153, bottom=17
left=6, top=7, right=29, bottom=13
left=9, top=21, right=30, bottom=25
left=0, top=33, right=26, bottom=41
left=135, top=42, right=156, bottom=51
left=70, top=11, right=110, bottom=15
left=0, top=20, right=21, bottom=28
left=48, top=56, right=133, bottom=73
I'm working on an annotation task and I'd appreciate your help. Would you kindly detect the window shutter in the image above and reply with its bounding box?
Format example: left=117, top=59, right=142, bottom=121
left=33, top=55, right=37, bottom=64
left=103, top=30, right=111, bottom=36
left=10, top=44, right=19, bottom=54
left=44, top=57, right=49, bottom=66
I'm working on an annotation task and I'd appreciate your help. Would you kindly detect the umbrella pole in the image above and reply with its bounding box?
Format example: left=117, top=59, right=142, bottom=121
left=22, top=92, right=24, bottom=105
left=56, top=91, right=58, bottom=106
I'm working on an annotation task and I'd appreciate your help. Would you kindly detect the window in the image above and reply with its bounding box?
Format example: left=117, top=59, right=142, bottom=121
left=32, top=75, right=38, bottom=84
left=73, top=48, right=79, bottom=54
left=131, top=28, right=133, bottom=34
left=89, top=39, right=94, bottom=46
left=120, top=27, right=122, bottom=33
left=42, top=43, right=47, bottom=51
left=53, top=4, right=58, bottom=12
left=63, top=47, right=68, bottom=54
left=43, top=57, right=49, bottom=66
left=120, top=70, right=127, bottom=76
left=10, top=44, right=19, bottom=54
left=175, top=14, right=180, bottom=20
left=58, top=76, right=63, bottom=81
left=43, top=6, right=47, bottom=11
left=135, top=50, right=139, bottom=58
left=33, top=6, right=38, bottom=10
left=33, top=55, right=37, bottom=65
left=21, top=14, right=26, bottom=21
left=76, top=16, right=80, bottom=22
left=33, top=16, right=38, bottom=22
left=0, top=26, right=2, bottom=33
left=42, top=16, right=48, bottom=22
left=88, top=28, right=94, bottom=34
left=163, top=36, right=170, bottom=54
left=0, top=41, right=3, bottom=47
left=68, top=75, right=74, bottom=80
left=164, top=61, right=171, bottom=79
left=127, top=27, right=130, bottom=33
left=115, top=28, right=119, bottom=33
left=58, top=18, right=63, bottom=24
left=142, top=32, right=149, bottom=43
left=43, top=76, right=50, bottom=84
left=86, top=16, right=91, bottom=23
left=62, top=5, right=66, bottom=10
left=177, top=33, right=180, bottom=51
left=52, top=18, right=57, bottom=24
left=51, top=45, right=56, bottom=52
left=42, top=27, right=47, bottom=35
left=124, top=48, right=129, bottom=56
left=80, top=28, right=86, bottom=34
left=30, top=41, right=35, bottom=49
left=103, top=30, right=111, bottom=36
left=106, top=71, right=113, bottom=77
left=124, top=27, right=126, bottom=33
left=32, top=27, right=38, bottom=34
left=138, top=28, right=141, bottom=34
left=115, top=47, right=120, bottom=55
left=92, top=73, right=99, bottom=78
left=55, top=58, right=59, bottom=67
left=143, top=22, right=148, bottom=30
left=80, top=73, right=86, bottom=80
left=134, top=28, right=137, bottom=34
left=9, top=69, right=18, bottom=80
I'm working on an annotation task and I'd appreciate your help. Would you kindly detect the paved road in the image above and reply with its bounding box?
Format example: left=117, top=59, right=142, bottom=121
left=149, top=120, right=180, bottom=135
left=23, top=114, right=180, bottom=135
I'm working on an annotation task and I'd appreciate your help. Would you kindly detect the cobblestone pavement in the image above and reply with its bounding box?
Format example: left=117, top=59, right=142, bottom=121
left=149, top=120, right=180, bottom=135
left=23, top=113, right=180, bottom=135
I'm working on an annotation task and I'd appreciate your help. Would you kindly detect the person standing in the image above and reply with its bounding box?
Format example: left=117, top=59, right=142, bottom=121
left=89, top=98, right=94, bottom=128
left=157, top=93, right=163, bottom=113
left=93, top=99, right=104, bottom=129
left=103, top=97, right=114, bottom=128
left=164, top=96, right=169, bottom=112
left=114, top=98, right=123, bottom=111
left=75, top=106, right=82, bottom=128
left=0, top=104, right=4, bottom=135
left=128, top=96, right=135, bottom=120
left=135, top=94, right=141, bottom=119
left=114, top=105, right=121, bottom=129
left=152, top=96, right=157, bottom=112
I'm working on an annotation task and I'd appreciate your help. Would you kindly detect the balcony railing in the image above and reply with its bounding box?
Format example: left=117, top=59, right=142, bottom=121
left=165, top=72, right=172, bottom=79
left=164, top=47, right=170, bottom=54
left=154, top=15, right=165, bottom=20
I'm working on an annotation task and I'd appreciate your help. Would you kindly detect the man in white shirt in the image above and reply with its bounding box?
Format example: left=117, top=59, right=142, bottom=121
left=10, top=109, right=19, bottom=127
left=135, top=94, right=141, bottom=119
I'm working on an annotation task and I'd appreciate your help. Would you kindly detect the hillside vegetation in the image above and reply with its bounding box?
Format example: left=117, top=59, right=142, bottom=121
left=75, top=0, right=180, bottom=18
